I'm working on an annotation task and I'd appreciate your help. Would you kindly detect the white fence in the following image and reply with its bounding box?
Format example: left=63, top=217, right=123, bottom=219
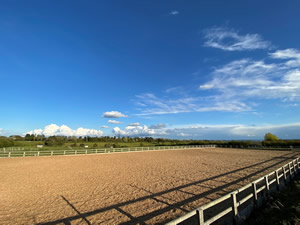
left=166, top=157, right=300, bottom=225
left=0, top=145, right=216, bottom=158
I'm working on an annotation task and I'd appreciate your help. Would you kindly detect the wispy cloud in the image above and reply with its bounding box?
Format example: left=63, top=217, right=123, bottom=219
left=128, top=122, right=141, bottom=127
left=149, top=123, right=167, bottom=129
left=203, top=27, right=271, bottom=51
left=134, top=46, right=300, bottom=116
left=269, top=48, right=300, bottom=67
left=169, top=10, right=179, bottom=15
left=199, top=52, right=300, bottom=102
left=165, top=86, right=182, bottom=93
left=108, top=120, right=122, bottom=124
left=25, top=124, right=104, bottom=137
left=102, top=111, right=128, bottom=118
left=101, top=125, right=109, bottom=128
left=134, top=93, right=250, bottom=115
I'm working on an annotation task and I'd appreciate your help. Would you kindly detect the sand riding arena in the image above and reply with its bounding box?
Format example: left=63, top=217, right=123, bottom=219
left=1, top=147, right=299, bottom=224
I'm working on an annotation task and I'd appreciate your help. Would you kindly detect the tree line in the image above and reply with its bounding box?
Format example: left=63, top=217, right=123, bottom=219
left=0, top=133, right=299, bottom=148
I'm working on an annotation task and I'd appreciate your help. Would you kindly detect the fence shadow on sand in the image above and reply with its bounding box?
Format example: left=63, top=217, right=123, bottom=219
left=37, top=152, right=299, bottom=225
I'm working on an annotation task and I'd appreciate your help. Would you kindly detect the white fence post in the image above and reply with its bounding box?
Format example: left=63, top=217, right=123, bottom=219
left=51, top=151, right=53, bottom=156
left=197, top=207, right=204, bottom=225
left=252, top=182, right=257, bottom=207
left=37, top=151, right=40, bottom=157
left=293, top=160, right=297, bottom=174
left=231, top=191, right=238, bottom=224
left=264, top=176, right=270, bottom=198
left=288, top=163, right=292, bottom=178
left=8, top=152, right=11, bottom=157
left=282, top=166, right=287, bottom=182
left=23, top=152, right=26, bottom=157
left=275, top=170, right=280, bottom=191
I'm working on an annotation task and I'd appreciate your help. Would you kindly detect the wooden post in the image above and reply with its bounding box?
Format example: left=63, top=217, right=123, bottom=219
left=85, top=149, right=87, bottom=154
left=63, top=150, right=66, bottom=155
left=231, top=192, right=238, bottom=225
left=275, top=170, right=280, bottom=191
left=75, top=150, right=77, bottom=155
left=37, top=151, right=40, bottom=157
left=252, top=183, right=257, bottom=207
left=23, top=152, right=26, bottom=157
left=51, top=151, right=53, bottom=156
left=96, top=149, right=98, bottom=154
left=197, top=208, right=204, bottom=225
left=8, top=152, right=11, bottom=157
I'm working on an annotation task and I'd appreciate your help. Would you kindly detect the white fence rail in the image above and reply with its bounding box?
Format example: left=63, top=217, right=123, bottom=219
left=0, top=145, right=216, bottom=158
left=166, top=157, right=300, bottom=225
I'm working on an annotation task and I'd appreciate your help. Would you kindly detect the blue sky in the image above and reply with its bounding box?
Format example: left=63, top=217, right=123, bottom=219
left=1, top=0, right=300, bottom=140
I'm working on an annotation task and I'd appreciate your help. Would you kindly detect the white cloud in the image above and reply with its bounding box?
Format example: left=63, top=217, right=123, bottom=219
left=128, top=122, right=141, bottom=127
left=102, top=111, right=128, bottom=118
left=101, top=125, right=109, bottom=128
left=149, top=123, right=167, bottom=129
left=270, top=48, right=300, bottom=59
left=169, top=10, right=179, bottom=15
left=134, top=93, right=251, bottom=115
left=269, top=48, right=300, bottom=67
left=199, top=55, right=300, bottom=102
left=113, top=125, right=166, bottom=137
left=203, top=27, right=271, bottom=51
left=27, top=129, right=43, bottom=135
left=25, top=124, right=104, bottom=137
left=108, top=120, right=123, bottom=124
left=165, top=86, right=182, bottom=93
left=134, top=48, right=300, bottom=116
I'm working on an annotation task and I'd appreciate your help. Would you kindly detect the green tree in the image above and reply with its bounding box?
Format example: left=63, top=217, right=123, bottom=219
left=0, top=137, right=14, bottom=148
left=264, top=133, right=279, bottom=142
left=44, top=136, right=65, bottom=146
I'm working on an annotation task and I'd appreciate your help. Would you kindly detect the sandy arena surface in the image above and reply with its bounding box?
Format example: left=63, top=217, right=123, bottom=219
left=0, top=148, right=299, bottom=225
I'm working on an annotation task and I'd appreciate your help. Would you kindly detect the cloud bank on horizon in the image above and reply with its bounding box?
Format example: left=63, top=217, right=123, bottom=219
left=23, top=122, right=300, bottom=140
left=113, top=122, right=300, bottom=139
left=26, top=124, right=104, bottom=137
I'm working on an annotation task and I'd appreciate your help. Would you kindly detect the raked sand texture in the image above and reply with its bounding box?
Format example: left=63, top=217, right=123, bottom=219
left=0, top=148, right=299, bottom=225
